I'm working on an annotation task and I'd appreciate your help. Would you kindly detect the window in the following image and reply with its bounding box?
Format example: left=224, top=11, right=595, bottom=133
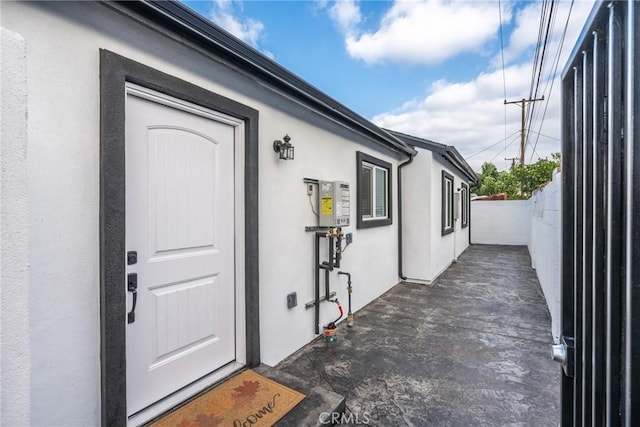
left=461, top=182, right=469, bottom=228
left=357, top=151, right=392, bottom=228
left=442, top=171, right=454, bottom=235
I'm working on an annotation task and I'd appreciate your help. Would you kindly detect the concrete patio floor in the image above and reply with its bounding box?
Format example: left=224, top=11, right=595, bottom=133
left=259, top=244, right=560, bottom=426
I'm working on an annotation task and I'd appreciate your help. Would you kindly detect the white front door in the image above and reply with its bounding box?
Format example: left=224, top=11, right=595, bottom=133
left=125, top=86, right=238, bottom=416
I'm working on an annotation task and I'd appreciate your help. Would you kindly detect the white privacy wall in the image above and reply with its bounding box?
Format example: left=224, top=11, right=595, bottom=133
left=470, top=170, right=562, bottom=343
left=471, top=200, right=531, bottom=245
left=529, top=170, right=562, bottom=342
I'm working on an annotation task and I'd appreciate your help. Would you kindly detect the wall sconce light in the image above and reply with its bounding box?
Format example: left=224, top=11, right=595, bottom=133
left=273, top=134, right=294, bottom=160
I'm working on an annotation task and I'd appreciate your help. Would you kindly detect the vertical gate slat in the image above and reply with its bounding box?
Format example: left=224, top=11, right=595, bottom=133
left=574, top=63, right=585, bottom=427
left=606, top=3, right=625, bottom=425
left=561, top=70, right=576, bottom=426
left=591, top=27, right=607, bottom=427
left=624, top=1, right=640, bottom=424
left=582, top=47, right=594, bottom=426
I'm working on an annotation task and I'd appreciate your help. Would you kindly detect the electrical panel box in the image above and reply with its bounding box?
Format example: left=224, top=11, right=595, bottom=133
left=319, top=181, right=350, bottom=227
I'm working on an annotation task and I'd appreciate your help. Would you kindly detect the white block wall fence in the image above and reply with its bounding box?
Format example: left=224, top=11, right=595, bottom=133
left=471, top=200, right=531, bottom=245
left=470, top=169, right=562, bottom=343
left=529, top=170, right=562, bottom=342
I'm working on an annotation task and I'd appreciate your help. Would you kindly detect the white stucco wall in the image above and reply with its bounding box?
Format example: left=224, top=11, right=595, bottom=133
left=401, top=149, right=432, bottom=281
left=1, top=2, right=404, bottom=424
left=429, top=157, right=470, bottom=280
left=529, top=170, right=562, bottom=342
left=1, top=27, right=31, bottom=426
left=471, top=200, right=532, bottom=245
left=402, top=150, right=470, bottom=283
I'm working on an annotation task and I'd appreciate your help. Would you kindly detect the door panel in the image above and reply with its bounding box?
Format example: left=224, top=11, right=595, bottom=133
left=125, top=90, right=236, bottom=416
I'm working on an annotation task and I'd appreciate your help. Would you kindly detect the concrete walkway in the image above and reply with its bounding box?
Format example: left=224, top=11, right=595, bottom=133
left=262, top=245, right=560, bottom=426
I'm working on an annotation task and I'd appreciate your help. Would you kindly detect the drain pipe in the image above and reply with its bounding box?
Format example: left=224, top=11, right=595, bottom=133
left=397, top=154, right=414, bottom=280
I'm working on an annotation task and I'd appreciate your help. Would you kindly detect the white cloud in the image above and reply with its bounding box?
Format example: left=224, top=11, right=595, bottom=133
left=209, top=0, right=267, bottom=51
left=372, top=0, right=596, bottom=171
left=493, top=0, right=594, bottom=70
left=323, top=0, right=511, bottom=65
left=327, top=0, right=361, bottom=36
left=373, top=62, right=551, bottom=171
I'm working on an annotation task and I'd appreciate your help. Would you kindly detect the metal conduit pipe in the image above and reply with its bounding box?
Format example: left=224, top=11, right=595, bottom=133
left=397, top=154, right=415, bottom=280
left=315, top=229, right=343, bottom=334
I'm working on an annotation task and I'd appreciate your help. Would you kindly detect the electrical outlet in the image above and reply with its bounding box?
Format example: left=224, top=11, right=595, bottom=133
left=287, top=292, right=297, bottom=308
left=307, top=184, right=313, bottom=195
left=346, top=233, right=353, bottom=244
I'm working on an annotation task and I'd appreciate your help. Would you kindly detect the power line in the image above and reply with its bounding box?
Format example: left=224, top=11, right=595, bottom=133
left=528, top=129, right=560, bottom=141
left=528, top=0, right=548, bottom=101
left=498, top=0, right=507, bottom=100
left=489, top=133, right=520, bottom=163
left=466, top=129, right=521, bottom=159
left=529, top=0, right=574, bottom=162
left=526, top=0, right=557, bottom=152
left=498, top=0, right=508, bottom=170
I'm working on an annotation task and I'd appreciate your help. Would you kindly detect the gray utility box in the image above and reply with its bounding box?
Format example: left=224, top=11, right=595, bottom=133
left=318, top=181, right=350, bottom=227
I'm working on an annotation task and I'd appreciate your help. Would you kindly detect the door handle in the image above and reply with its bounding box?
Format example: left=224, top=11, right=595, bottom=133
left=127, top=273, right=137, bottom=324
left=551, top=344, right=566, bottom=364
left=551, top=336, right=574, bottom=377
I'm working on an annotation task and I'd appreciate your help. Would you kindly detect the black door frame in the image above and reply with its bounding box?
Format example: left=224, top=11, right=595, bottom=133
left=99, top=50, right=260, bottom=426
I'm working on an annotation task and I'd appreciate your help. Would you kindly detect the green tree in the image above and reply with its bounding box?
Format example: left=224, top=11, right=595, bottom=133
left=473, top=153, right=560, bottom=199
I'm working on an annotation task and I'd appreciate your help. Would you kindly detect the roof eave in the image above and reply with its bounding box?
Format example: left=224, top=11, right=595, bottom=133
left=385, top=129, right=477, bottom=183
left=112, top=0, right=415, bottom=156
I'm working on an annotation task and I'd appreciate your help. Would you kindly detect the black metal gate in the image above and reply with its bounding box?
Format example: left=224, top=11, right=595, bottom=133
left=560, top=0, right=639, bottom=425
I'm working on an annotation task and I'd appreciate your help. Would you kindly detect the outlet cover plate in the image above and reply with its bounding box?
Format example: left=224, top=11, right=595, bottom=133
left=287, top=292, right=297, bottom=309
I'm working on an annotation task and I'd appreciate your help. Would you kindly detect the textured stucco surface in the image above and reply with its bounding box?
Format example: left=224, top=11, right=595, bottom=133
left=529, top=170, right=562, bottom=343
left=270, top=245, right=560, bottom=426
left=471, top=201, right=532, bottom=246
left=1, top=27, right=31, bottom=426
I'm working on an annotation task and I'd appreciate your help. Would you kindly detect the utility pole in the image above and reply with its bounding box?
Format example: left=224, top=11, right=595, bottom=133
left=505, top=157, right=518, bottom=167
left=504, top=96, right=545, bottom=166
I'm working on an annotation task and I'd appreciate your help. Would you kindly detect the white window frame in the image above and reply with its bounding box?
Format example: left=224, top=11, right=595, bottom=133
left=362, top=162, right=388, bottom=220
left=356, top=151, right=392, bottom=229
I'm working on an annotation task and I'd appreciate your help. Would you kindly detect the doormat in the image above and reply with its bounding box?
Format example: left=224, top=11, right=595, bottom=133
left=150, top=370, right=305, bottom=427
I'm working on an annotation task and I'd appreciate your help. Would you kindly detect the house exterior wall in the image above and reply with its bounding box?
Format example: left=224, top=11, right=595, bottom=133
left=430, top=156, right=470, bottom=280
left=471, top=200, right=532, bottom=245
left=1, top=28, right=31, bottom=427
left=403, top=149, right=470, bottom=283
left=529, top=170, right=562, bottom=342
left=1, top=2, right=403, bottom=424
left=402, top=149, right=432, bottom=281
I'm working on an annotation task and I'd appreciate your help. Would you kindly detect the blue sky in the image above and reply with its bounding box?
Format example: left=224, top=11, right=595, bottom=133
left=181, top=0, right=595, bottom=171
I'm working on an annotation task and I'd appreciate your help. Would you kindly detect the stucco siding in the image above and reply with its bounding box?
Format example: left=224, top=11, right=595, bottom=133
left=402, top=150, right=470, bottom=283
left=1, top=27, right=31, bottom=427
left=429, top=156, right=470, bottom=281
left=402, top=149, right=432, bottom=281
left=471, top=200, right=532, bottom=246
